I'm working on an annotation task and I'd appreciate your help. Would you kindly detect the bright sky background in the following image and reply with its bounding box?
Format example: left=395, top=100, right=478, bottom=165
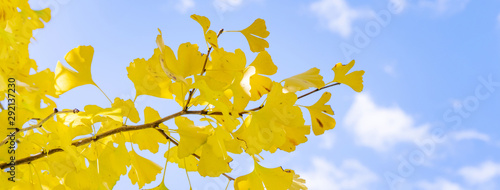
left=27, top=0, right=500, bottom=189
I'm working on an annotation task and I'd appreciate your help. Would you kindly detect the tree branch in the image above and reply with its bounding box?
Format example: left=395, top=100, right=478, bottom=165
left=0, top=110, right=186, bottom=169
left=184, top=29, right=224, bottom=111
left=0, top=108, right=78, bottom=146
left=297, top=83, right=340, bottom=100
left=0, top=82, right=341, bottom=171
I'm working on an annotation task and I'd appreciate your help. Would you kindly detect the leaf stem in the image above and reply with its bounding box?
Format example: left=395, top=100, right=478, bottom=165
left=96, top=85, right=112, bottom=103
left=184, top=158, right=192, bottom=190
left=225, top=180, right=231, bottom=190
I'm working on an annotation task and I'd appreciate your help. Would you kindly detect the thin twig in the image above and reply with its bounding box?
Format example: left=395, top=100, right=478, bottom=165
left=0, top=109, right=77, bottom=146
left=297, top=83, right=340, bottom=100
left=96, top=85, right=112, bottom=103
left=184, top=29, right=224, bottom=111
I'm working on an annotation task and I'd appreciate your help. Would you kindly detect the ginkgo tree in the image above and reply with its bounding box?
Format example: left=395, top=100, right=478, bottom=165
left=0, top=1, right=365, bottom=190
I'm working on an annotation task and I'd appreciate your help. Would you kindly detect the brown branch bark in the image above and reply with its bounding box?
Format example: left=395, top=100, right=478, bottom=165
left=297, top=83, right=340, bottom=99
left=184, top=28, right=224, bottom=111
left=0, top=109, right=78, bottom=146
left=0, top=82, right=340, bottom=176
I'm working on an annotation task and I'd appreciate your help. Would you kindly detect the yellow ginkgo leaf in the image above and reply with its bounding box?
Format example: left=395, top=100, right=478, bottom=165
left=191, top=76, right=233, bottom=120
left=146, top=181, right=169, bottom=190
left=156, top=28, right=166, bottom=52
left=234, top=160, right=294, bottom=190
left=27, top=68, right=58, bottom=98
left=249, top=74, right=273, bottom=101
left=205, top=30, right=218, bottom=48
left=45, top=146, right=86, bottom=177
left=249, top=51, right=277, bottom=75
left=126, top=48, right=173, bottom=99
left=226, top=70, right=251, bottom=113
left=305, top=92, right=336, bottom=135
left=164, top=146, right=199, bottom=172
left=206, top=48, right=246, bottom=88
left=98, top=143, right=130, bottom=188
left=54, top=45, right=96, bottom=95
left=130, top=107, right=168, bottom=153
left=175, top=43, right=205, bottom=78
left=83, top=104, right=123, bottom=124
left=191, top=14, right=210, bottom=34
left=191, top=14, right=219, bottom=48
left=198, top=127, right=233, bottom=177
left=144, top=106, right=168, bottom=129
left=283, top=67, right=325, bottom=93
left=231, top=51, right=276, bottom=102
left=331, top=60, right=365, bottom=92
left=112, top=98, right=140, bottom=123
left=235, top=83, right=309, bottom=154
left=64, top=160, right=101, bottom=189
left=156, top=29, right=185, bottom=83
left=157, top=41, right=205, bottom=82
left=289, top=172, right=308, bottom=190
left=128, top=150, right=163, bottom=189
left=175, top=116, right=214, bottom=158
left=169, top=78, right=192, bottom=107
left=237, top=18, right=270, bottom=52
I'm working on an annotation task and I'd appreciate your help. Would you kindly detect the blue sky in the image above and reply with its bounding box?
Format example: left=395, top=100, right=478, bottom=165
left=27, top=0, right=500, bottom=189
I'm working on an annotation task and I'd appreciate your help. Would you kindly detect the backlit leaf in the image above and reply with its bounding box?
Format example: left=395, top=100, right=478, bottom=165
left=305, top=92, right=336, bottom=135
left=331, top=60, right=365, bottom=92
left=54, top=45, right=96, bottom=95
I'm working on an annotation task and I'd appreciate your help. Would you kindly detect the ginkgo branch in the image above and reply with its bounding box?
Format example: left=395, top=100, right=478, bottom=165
left=0, top=83, right=341, bottom=172
left=0, top=108, right=79, bottom=146
left=0, top=110, right=185, bottom=170
left=297, top=82, right=340, bottom=99
left=184, top=28, right=224, bottom=111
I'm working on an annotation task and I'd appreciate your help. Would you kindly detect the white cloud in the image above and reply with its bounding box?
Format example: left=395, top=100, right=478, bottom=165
left=175, top=0, right=195, bottom=13
left=452, top=130, right=490, bottom=142
left=418, top=0, right=469, bottom=15
left=301, top=157, right=378, bottom=190
left=417, top=178, right=464, bottom=190
left=310, top=0, right=374, bottom=38
left=459, top=161, right=500, bottom=185
left=344, top=93, right=429, bottom=151
left=213, top=0, right=244, bottom=12
left=319, top=132, right=336, bottom=149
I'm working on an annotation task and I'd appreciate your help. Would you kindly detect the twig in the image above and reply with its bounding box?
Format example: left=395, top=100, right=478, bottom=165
left=0, top=108, right=78, bottom=146
left=184, top=29, right=224, bottom=111
left=297, top=83, right=340, bottom=100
